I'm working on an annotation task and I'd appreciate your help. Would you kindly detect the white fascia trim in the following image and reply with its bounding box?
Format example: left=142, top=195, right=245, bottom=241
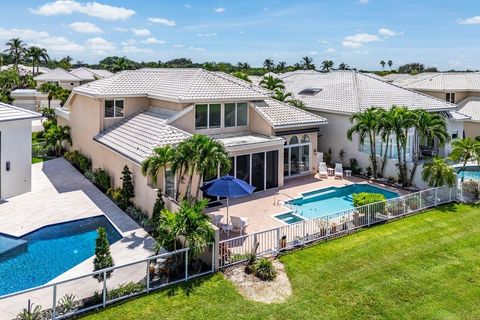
left=224, top=139, right=285, bottom=153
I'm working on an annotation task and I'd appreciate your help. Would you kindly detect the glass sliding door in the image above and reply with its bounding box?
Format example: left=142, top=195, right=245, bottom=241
left=290, top=146, right=300, bottom=175
left=300, top=145, right=310, bottom=173
left=236, top=154, right=250, bottom=184
left=284, top=135, right=311, bottom=177
left=165, top=169, right=175, bottom=198
left=251, top=152, right=265, bottom=192
left=284, top=148, right=290, bottom=177
left=266, top=150, right=278, bottom=189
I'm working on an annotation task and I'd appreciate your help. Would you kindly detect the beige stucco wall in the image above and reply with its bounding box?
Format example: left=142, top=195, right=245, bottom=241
left=417, top=90, right=470, bottom=104
left=464, top=121, right=480, bottom=139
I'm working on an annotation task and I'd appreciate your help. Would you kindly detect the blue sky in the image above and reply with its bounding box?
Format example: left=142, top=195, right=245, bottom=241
left=0, top=0, right=479, bottom=70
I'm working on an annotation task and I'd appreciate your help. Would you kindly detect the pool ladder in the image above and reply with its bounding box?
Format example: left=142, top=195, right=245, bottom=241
left=273, top=192, right=296, bottom=205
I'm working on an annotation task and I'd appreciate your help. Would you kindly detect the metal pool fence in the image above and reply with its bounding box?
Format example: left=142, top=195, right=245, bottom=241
left=218, top=186, right=456, bottom=268
left=0, top=245, right=214, bottom=320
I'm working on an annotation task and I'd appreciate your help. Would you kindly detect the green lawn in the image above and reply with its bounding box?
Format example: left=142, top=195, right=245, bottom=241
left=81, top=204, right=480, bottom=320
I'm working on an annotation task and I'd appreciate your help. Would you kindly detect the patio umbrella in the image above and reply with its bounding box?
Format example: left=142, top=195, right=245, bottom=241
left=201, top=175, right=255, bottom=235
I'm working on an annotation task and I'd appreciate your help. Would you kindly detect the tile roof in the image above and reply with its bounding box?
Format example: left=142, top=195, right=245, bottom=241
left=70, top=67, right=114, bottom=81
left=0, top=64, right=51, bottom=76
left=279, top=70, right=456, bottom=114
left=0, top=103, right=41, bottom=122
left=73, top=68, right=270, bottom=102
left=34, top=68, right=82, bottom=82
left=401, top=73, right=480, bottom=91
left=94, top=108, right=191, bottom=164
left=457, top=97, right=480, bottom=122
left=252, top=98, right=327, bottom=129
left=441, top=110, right=471, bottom=121
left=208, top=131, right=285, bottom=149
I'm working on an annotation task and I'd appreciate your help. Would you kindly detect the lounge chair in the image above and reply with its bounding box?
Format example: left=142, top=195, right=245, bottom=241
left=319, top=162, right=328, bottom=178
left=335, top=163, right=343, bottom=179
left=207, top=213, right=223, bottom=226
left=230, top=216, right=249, bottom=235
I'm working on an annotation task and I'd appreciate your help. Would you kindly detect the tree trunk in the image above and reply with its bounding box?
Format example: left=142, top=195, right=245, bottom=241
left=195, top=171, right=204, bottom=199
left=174, top=167, right=185, bottom=201
left=408, top=130, right=420, bottom=186
left=381, top=134, right=390, bottom=176
left=185, top=169, right=194, bottom=201
left=396, top=137, right=404, bottom=184
left=369, top=131, right=378, bottom=179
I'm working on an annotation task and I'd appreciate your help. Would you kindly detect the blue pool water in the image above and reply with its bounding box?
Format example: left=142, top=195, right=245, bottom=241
left=457, top=166, right=480, bottom=180
left=281, top=184, right=399, bottom=221
left=0, top=216, right=122, bottom=296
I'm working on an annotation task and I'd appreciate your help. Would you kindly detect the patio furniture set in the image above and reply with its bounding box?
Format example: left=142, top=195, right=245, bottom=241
left=318, top=162, right=351, bottom=179
left=208, top=213, right=249, bottom=235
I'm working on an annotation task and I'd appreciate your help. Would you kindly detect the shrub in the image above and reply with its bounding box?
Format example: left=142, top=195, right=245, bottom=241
left=107, top=282, right=144, bottom=300
left=349, top=158, right=361, bottom=175
left=57, top=293, right=78, bottom=315
left=93, top=227, right=114, bottom=282
left=92, top=168, right=111, bottom=193
left=126, top=206, right=151, bottom=228
left=253, top=258, right=277, bottom=281
left=107, top=187, right=123, bottom=206
left=352, top=192, right=386, bottom=207
left=64, top=150, right=91, bottom=173
left=244, top=252, right=257, bottom=274
left=151, top=190, right=165, bottom=229
left=16, top=300, right=42, bottom=320
left=120, top=165, right=135, bottom=209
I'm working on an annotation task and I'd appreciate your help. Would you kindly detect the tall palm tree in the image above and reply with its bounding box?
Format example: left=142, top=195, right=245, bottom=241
left=347, top=107, right=382, bottom=178
left=321, top=60, right=334, bottom=72
left=450, top=138, right=480, bottom=182
left=26, top=46, right=49, bottom=75
left=231, top=71, right=251, bottom=82
left=288, top=99, right=306, bottom=109
left=388, top=60, right=393, bottom=70
left=141, top=145, right=175, bottom=186
left=377, top=108, right=395, bottom=176
left=171, top=142, right=191, bottom=200
left=380, top=60, right=386, bottom=70
left=272, top=89, right=292, bottom=102
left=39, top=82, right=61, bottom=109
left=276, top=61, right=287, bottom=72
left=4, top=38, right=27, bottom=70
left=409, top=110, right=449, bottom=185
left=302, top=56, right=314, bottom=70
left=422, top=156, right=456, bottom=187
left=260, top=75, right=285, bottom=91
left=263, top=58, right=274, bottom=71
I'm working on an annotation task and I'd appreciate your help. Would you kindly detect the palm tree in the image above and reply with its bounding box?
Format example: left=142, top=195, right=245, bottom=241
left=288, top=99, right=306, bottom=109
left=302, top=56, right=314, bottom=70
left=380, top=60, right=386, bottom=70
left=111, top=57, right=133, bottom=72
left=55, top=88, right=71, bottom=107
left=231, top=71, right=251, bottom=82
left=321, top=60, right=334, bottom=72
left=4, top=38, right=27, bottom=70
left=44, top=124, right=72, bottom=156
left=422, top=156, right=456, bottom=187
left=347, top=107, right=382, bottom=178
left=141, top=145, right=175, bottom=186
left=26, top=46, right=49, bottom=75
left=388, top=60, right=393, bottom=70
left=377, top=108, right=395, bottom=176
left=338, top=62, right=349, bottom=70
left=39, top=82, right=61, bottom=109
left=260, top=75, right=285, bottom=91
left=272, top=89, right=292, bottom=102
left=263, top=58, right=274, bottom=71
left=450, top=138, right=480, bottom=182
left=171, top=142, right=191, bottom=200
left=276, top=61, right=287, bottom=72
left=409, top=110, right=449, bottom=185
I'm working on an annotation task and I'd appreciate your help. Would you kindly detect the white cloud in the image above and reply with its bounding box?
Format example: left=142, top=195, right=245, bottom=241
left=214, top=7, right=226, bottom=13
left=341, top=41, right=363, bottom=48
left=69, top=21, right=102, bottom=33
left=326, top=48, right=335, bottom=53
left=197, top=33, right=217, bottom=37
left=357, top=0, right=368, bottom=4
left=142, top=37, right=166, bottom=44
left=0, top=28, right=49, bottom=40
left=147, top=17, right=176, bottom=26
left=185, top=4, right=192, bottom=9
left=318, top=39, right=330, bottom=44
left=458, top=16, right=480, bottom=25
left=378, top=28, right=402, bottom=37
left=122, top=45, right=153, bottom=53
left=85, top=37, right=116, bottom=54
left=132, top=28, right=150, bottom=36
left=30, top=0, right=135, bottom=21
left=188, top=46, right=206, bottom=51
left=173, top=44, right=184, bottom=48
left=113, top=27, right=128, bottom=32
left=342, top=33, right=379, bottom=48
left=121, top=39, right=136, bottom=46
left=308, top=51, right=319, bottom=56
left=34, top=36, right=84, bottom=53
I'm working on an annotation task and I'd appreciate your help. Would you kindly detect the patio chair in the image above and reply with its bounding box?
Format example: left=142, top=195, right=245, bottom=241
left=318, top=162, right=328, bottom=178
left=230, top=216, right=249, bottom=235
left=207, top=213, right=223, bottom=226
left=334, top=163, right=343, bottom=179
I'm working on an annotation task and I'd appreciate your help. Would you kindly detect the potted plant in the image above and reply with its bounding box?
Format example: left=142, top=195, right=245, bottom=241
left=279, top=235, right=287, bottom=249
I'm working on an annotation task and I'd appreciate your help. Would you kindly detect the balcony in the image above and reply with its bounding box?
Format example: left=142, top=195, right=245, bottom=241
left=55, top=107, right=70, bottom=120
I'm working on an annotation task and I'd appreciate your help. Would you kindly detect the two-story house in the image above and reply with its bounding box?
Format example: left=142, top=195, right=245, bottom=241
left=56, top=68, right=327, bottom=214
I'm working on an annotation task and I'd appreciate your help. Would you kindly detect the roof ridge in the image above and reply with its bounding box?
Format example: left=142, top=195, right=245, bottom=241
left=351, top=71, right=362, bottom=112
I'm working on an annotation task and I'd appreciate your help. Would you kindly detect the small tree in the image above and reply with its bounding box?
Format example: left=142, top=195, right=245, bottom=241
left=93, top=227, right=114, bottom=282
left=120, top=165, right=135, bottom=209
left=151, top=190, right=165, bottom=229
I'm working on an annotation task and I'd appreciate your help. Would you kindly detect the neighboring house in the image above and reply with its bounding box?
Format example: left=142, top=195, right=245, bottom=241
left=278, top=70, right=466, bottom=183
left=0, top=64, right=51, bottom=76
left=396, top=72, right=480, bottom=139
left=34, top=68, right=83, bottom=89
left=0, top=103, right=41, bottom=198
left=56, top=68, right=327, bottom=214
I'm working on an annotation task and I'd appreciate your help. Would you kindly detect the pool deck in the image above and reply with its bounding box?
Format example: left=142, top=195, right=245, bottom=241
left=0, top=158, right=155, bottom=318
left=206, top=173, right=407, bottom=240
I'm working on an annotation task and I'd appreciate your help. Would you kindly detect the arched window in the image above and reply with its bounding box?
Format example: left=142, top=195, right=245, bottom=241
left=301, top=134, right=310, bottom=143
left=289, top=135, right=299, bottom=145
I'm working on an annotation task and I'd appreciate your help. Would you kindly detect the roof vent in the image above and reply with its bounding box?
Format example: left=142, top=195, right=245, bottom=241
left=299, top=88, right=322, bottom=96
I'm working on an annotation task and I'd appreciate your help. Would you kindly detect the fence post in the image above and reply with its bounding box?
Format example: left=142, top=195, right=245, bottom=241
left=102, top=271, right=107, bottom=307
left=420, top=191, right=423, bottom=210
left=213, top=227, right=220, bottom=271
left=52, top=284, right=57, bottom=320
left=302, top=220, right=306, bottom=243
left=211, top=243, right=215, bottom=273
left=146, top=259, right=150, bottom=293
left=367, top=205, right=371, bottom=226
left=184, top=249, right=189, bottom=281
left=276, top=228, right=281, bottom=252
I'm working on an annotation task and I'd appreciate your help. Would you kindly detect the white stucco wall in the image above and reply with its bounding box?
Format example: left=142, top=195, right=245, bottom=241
left=0, top=119, right=33, bottom=199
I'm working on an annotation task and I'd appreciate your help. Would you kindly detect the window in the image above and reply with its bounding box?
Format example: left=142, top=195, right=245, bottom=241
left=446, top=92, right=455, bottom=103
left=289, top=135, right=299, bottom=145
left=195, top=103, right=221, bottom=129
left=224, top=102, right=248, bottom=127
left=165, top=169, right=175, bottom=198
left=104, top=99, right=124, bottom=118
left=301, top=134, right=310, bottom=143
left=452, top=130, right=459, bottom=140
left=251, top=152, right=265, bottom=192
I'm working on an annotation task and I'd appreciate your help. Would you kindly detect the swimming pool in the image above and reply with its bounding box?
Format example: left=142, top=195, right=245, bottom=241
left=457, top=166, right=480, bottom=180
left=277, top=184, right=399, bottom=223
left=0, top=216, right=122, bottom=296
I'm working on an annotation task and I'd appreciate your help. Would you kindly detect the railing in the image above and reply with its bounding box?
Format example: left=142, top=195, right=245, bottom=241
left=0, top=245, right=214, bottom=320
left=219, top=186, right=456, bottom=268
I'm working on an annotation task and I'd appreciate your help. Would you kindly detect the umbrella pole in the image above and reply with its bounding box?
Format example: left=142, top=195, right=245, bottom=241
left=226, top=197, right=230, bottom=236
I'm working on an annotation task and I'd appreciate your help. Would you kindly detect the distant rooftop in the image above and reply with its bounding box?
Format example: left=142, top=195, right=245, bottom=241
left=457, top=97, right=480, bottom=122
left=0, top=103, right=41, bottom=122
left=400, top=72, right=480, bottom=92
left=34, top=68, right=83, bottom=82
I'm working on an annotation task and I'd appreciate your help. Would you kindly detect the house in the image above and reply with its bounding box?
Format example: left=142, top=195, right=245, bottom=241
left=56, top=68, right=327, bottom=214
left=395, top=72, right=480, bottom=139
left=0, top=64, right=51, bottom=76
left=278, top=70, right=467, bottom=183
left=0, top=103, right=41, bottom=198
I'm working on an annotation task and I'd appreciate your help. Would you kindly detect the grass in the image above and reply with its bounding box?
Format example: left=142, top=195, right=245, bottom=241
left=81, top=204, right=480, bottom=320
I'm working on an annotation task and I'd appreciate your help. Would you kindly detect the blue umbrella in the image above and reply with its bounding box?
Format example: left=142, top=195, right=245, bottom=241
left=201, top=175, right=255, bottom=234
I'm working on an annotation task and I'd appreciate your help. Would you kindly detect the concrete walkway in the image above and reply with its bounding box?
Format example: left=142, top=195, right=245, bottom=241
left=0, top=158, right=155, bottom=318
